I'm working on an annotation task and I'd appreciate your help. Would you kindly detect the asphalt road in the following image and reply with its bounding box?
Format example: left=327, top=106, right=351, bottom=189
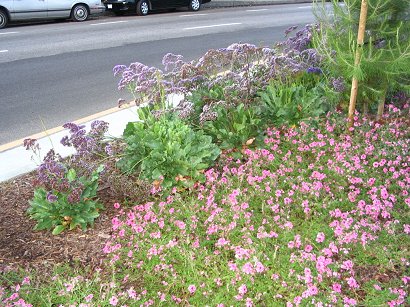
left=0, top=4, right=315, bottom=145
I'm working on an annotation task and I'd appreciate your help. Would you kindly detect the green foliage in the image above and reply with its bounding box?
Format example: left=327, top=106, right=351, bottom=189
left=28, top=166, right=104, bottom=235
left=118, top=115, right=220, bottom=189
left=258, top=78, right=329, bottom=126
left=313, top=0, right=410, bottom=107
left=202, top=103, right=262, bottom=150
left=185, top=84, right=231, bottom=126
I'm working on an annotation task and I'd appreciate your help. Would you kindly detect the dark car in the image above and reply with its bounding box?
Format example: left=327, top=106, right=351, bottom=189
left=103, top=0, right=211, bottom=16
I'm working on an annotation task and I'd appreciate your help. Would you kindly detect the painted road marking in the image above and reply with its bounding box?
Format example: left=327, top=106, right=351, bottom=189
left=0, top=50, right=8, bottom=53
left=246, top=9, right=269, bottom=12
left=298, top=6, right=312, bottom=9
left=90, top=20, right=128, bottom=26
left=180, top=13, right=208, bottom=17
left=0, top=32, right=18, bottom=35
left=184, top=23, right=242, bottom=30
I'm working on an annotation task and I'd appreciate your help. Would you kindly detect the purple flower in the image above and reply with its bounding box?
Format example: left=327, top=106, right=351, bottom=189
left=113, top=65, right=127, bottom=76
left=62, top=123, right=85, bottom=134
left=23, top=138, right=39, bottom=151
left=331, top=77, right=345, bottom=93
left=284, top=25, right=298, bottom=36
left=307, top=66, right=322, bottom=74
left=46, top=192, right=58, bottom=203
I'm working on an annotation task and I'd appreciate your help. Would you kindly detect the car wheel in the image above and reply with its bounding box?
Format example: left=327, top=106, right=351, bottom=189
left=71, top=4, right=89, bottom=22
left=189, top=0, right=201, bottom=11
left=0, top=9, right=8, bottom=29
left=136, top=0, right=149, bottom=16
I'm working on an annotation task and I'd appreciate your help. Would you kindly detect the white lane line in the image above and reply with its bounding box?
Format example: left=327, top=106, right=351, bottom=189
left=246, top=9, right=269, bottom=12
left=90, top=20, right=128, bottom=26
left=298, top=6, right=312, bottom=9
left=180, top=13, right=208, bottom=17
left=0, top=50, right=9, bottom=53
left=184, top=23, right=242, bottom=30
left=0, top=32, right=19, bottom=35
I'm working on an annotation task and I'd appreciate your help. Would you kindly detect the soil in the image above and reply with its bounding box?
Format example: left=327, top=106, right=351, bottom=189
left=0, top=171, right=118, bottom=275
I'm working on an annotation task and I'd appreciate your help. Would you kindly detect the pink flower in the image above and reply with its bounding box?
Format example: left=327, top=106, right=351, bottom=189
left=255, top=261, right=265, bottom=273
left=316, top=232, right=325, bottom=243
left=347, top=277, right=359, bottom=289
left=374, top=284, right=382, bottom=291
left=127, top=288, right=136, bottom=299
left=188, top=284, right=196, bottom=294
left=242, top=262, right=255, bottom=275
left=109, top=296, right=118, bottom=306
left=245, top=298, right=254, bottom=307
left=85, top=294, right=94, bottom=302
left=113, top=203, right=121, bottom=209
left=332, top=283, right=342, bottom=293
left=380, top=187, right=389, bottom=200
left=21, top=277, right=30, bottom=285
left=304, top=245, right=313, bottom=252
left=64, top=282, right=74, bottom=292
left=216, top=237, right=230, bottom=247
left=238, top=284, right=248, bottom=295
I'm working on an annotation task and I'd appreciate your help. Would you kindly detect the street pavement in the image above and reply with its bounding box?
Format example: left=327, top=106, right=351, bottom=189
left=206, top=0, right=311, bottom=7
left=0, top=0, right=314, bottom=182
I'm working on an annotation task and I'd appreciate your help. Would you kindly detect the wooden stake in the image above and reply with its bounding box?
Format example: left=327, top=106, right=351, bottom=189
left=376, top=85, right=387, bottom=121
left=348, top=0, right=368, bottom=129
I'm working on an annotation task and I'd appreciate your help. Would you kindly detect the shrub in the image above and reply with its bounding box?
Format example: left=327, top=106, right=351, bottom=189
left=201, top=103, right=262, bottom=151
left=28, top=165, right=104, bottom=235
left=117, top=115, right=220, bottom=189
left=313, top=0, right=410, bottom=112
left=24, top=121, right=110, bottom=234
left=257, top=72, right=331, bottom=126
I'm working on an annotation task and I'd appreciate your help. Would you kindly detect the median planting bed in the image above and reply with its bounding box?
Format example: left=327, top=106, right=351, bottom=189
left=1, top=1, right=409, bottom=305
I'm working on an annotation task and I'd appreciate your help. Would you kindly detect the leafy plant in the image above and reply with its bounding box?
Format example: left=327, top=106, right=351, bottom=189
left=313, top=0, right=410, bottom=113
left=118, top=115, right=220, bottom=189
left=258, top=79, right=329, bottom=126
left=201, top=103, right=262, bottom=150
left=23, top=121, right=111, bottom=235
left=28, top=166, right=104, bottom=235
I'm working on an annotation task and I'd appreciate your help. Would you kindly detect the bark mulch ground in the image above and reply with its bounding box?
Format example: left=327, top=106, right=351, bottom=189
left=0, top=171, right=118, bottom=275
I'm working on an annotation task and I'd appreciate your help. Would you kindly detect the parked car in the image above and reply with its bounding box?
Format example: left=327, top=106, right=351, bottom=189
left=0, top=0, right=104, bottom=29
left=103, top=0, right=211, bottom=16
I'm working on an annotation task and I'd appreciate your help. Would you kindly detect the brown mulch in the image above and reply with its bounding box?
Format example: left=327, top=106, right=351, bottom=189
left=0, top=171, right=118, bottom=275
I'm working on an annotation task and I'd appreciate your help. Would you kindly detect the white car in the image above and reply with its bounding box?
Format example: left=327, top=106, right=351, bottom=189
left=0, top=0, right=104, bottom=29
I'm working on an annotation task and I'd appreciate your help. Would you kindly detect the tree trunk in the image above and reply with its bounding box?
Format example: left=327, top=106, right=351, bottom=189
left=348, top=0, right=368, bottom=129
left=376, top=86, right=387, bottom=121
left=363, top=100, right=369, bottom=116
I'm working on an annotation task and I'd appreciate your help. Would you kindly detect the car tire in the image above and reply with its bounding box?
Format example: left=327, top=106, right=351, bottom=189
left=0, top=9, right=8, bottom=29
left=136, top=0, right=149, bottom=16
left=189, top=0, right=201, bottom=11
left=71, top=4, right=89, bottom=22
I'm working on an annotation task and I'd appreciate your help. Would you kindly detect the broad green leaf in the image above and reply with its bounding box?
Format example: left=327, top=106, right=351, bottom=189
left=67, top=169, right=76, bottom=182
left=52, top=225, right=66, bottom=235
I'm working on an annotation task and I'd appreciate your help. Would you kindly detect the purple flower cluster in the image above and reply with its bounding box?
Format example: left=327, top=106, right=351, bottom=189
left=62, top=120, right=109, bottom=154
left=24, top=120, right=110, bottom=205
left=114, top=29, right=322, bottom=122
left=279, top=24, right=319, bottom=52
left=331, top=77, right=346, bottom=93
